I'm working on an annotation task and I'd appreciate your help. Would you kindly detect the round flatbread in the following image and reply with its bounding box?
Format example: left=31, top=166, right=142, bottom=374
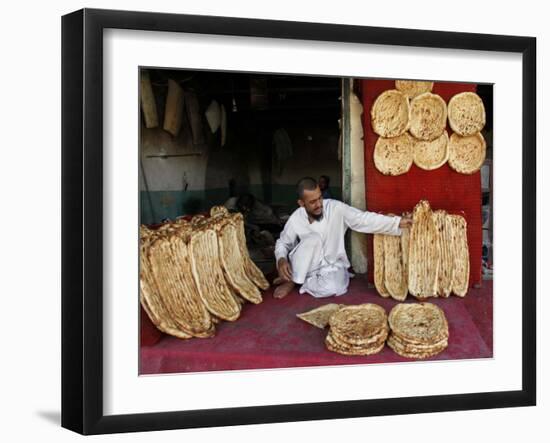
left=412, top=130, right=449, bottom=171
left=448, top=132, right=486, bottom=174
left=448, top=92, right=486, bottom=136
left=371, top=89, right=410, bottom=137
left=409, top=92, right=447, bottom=141
left=387, top=334, right=447, bottom=359
left=325, top=332, right=386, bottom=356
left=374, top=133, right=413, bottom=176
left=395, top=80, right=434, bottom=99
left=388, top=303, right=449, bottom=345
left=329, top=304, right=388, bottom=345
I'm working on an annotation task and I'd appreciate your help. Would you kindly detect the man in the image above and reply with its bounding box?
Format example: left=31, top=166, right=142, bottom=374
left=273, top=177, right=413, bottom=299
left=318, top=175, right=333, bottom=199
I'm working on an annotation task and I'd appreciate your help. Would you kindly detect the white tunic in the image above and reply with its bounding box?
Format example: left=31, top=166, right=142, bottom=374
left=274, top=199, right=402, bottom=298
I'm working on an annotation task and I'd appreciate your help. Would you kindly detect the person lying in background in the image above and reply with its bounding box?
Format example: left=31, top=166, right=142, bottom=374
left=273, top=177, right=412, bottom=299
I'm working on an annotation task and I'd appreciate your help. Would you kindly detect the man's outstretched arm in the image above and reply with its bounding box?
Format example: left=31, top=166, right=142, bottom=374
left=341, top=203, right=412, bottom=235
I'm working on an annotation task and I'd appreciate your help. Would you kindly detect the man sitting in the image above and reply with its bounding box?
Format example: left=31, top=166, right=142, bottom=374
left=273, top=177, right=412, bottom=299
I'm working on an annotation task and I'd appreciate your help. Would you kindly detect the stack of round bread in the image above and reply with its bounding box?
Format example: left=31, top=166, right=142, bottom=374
left=387, top=303, right=449, bottom=359
left=325, top=304, right=389, bottom=356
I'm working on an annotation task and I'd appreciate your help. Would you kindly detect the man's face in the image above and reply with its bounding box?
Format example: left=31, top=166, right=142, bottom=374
left=298, top=187, right=324, bottom=220
left=318, top=177, right=327, bottom=191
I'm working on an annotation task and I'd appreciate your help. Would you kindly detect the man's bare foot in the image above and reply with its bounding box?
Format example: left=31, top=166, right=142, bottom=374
left=273, top=281, right=295, bottom=299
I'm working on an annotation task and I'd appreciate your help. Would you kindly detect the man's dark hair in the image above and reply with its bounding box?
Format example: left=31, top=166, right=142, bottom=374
left=296, top=177, right=318, bottom=199
left=319, top=175, right=330, bottom=185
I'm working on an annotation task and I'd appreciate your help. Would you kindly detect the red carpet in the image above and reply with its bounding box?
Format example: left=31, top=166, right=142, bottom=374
left=139, top=276, right=492, bottom=374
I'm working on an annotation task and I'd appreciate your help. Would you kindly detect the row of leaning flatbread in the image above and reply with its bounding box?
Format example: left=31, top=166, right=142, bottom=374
left=371, top=80, right=487, bottom=176
left=140, top=206, right=269, bottom=340
left=374, top=200, right=470, bottom=301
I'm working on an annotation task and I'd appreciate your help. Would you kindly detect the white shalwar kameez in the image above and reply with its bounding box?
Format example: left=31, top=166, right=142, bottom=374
left=274, top=199, right=402, bottom=298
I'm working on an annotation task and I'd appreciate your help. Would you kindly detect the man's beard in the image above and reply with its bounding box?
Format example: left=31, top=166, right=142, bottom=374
left=307, top=210, right=323, bottom=221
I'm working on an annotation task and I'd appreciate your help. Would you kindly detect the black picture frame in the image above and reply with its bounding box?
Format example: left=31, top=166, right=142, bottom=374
left=61, top=8, right=536, bottom=435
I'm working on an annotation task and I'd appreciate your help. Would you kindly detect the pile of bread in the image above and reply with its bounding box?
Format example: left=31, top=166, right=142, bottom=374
left=374, top=200, right=470, bottom=300
left=298, top=302, right=448, bottom=359
left=371, top=80, right=487, bottom=176
left=140, top=206, right=269, bottom=340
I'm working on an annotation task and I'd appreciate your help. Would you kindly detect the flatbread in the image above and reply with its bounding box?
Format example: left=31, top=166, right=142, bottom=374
left=325, top=332, right=385, bottom=356
left=448, top=132, right=486, bottom=174
left=388, top=302, right=449, bottom=345
left=210, top=205, right=229, bottom=218
left=387, top=334, right=447, bottom=359
left=448, top=92, right=486, bottom=136
left=449, top=214, right=470, bottom=297
left=191, top=214, right=207, bottom=226
left=383, top=234, right=408, bottom=301
left=296, top=304, right=343, bottom=329
left=374, top=133, right=414, bottom=176
left=139, top=241, right=193, bottom=340
left=330, top=323, right=388, bottom=348
left=215, top=218, right=263, bottom=304
left=409, top=92, right=447, bottom=141
left=401, top=226, right=410, bottom=282
left=373, top=234, right=390, bottom=297
left=188, top=227, right=242, bottom=321
left=412, top=130, right=449, bottom=170
left=371, top=89, right=410, bottom=138
left=231, top=212, right=270, bottom=290
left=328, top=304, right=388, bottom=346
left=408, top=200, right=440, bottom=299
left=433, top=210, right=454, bottom=297
left=395, top=80, right=434, bottom=99
left=148, top=235, right=215, bottom=338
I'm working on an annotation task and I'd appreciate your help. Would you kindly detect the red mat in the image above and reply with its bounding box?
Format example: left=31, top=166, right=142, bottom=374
left=139, top=276, right=492, bottom=374
left=361, top=80, right=483, bottom=287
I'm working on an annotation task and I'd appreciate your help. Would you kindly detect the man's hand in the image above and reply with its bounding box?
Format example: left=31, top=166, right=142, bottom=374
left=399, top=214, right=413, bottom=229
left=277, top=257, right=293, bottom=282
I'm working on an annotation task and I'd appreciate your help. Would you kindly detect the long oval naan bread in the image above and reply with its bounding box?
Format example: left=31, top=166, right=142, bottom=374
left=374, top=133, right=414, bottom=176
left=401, top=225, right=410, bottom=281
left=448, top=92, right=486, bottom=136
left=189, top=227, right=242, bottom=321
left=373, top=234, right=390, bottom=298
left=412, top=130, right=449, bottom=171
left=216, top=219, right=263, bottom=304
left=140, top=240, right=192, bottom=339
left=231, top=212, right=270, bottom=290
left=383, top=234, right=408, bottom=301
left=449, top=214, right=470, bottom=297
left=371, top=89, right=410, bottom=138
left=448, top=132, right=486, bottom=174
left=395, top=80, right=434, bottom=99
left=148, top=235, right=215, bottom=338
left=409, top=92, right=447, bottom=141
left=432, top=210, right=454, bottom=298
left=408, top=200, right=440, bottom=299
